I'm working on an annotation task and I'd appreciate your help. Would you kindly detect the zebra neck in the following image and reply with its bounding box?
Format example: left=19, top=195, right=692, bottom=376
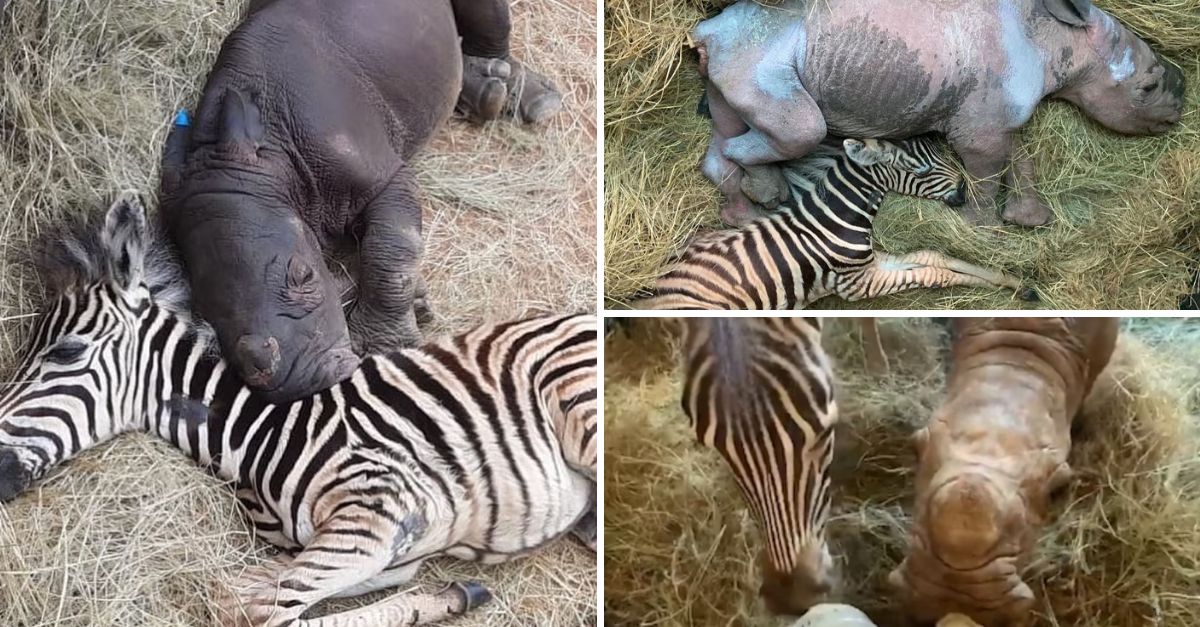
left=141, top=308, right=285, bottom=485
left=790, top=162, right=884, bottom=224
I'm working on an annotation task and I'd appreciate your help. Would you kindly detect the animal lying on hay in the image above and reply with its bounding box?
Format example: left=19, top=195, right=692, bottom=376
left=888, top=317, right=1118, bottom=627
left=679, top=318, right=838, bottom=615
left=633, top=136, right=1033, bottom=309
left=0, top=195, right=598, bottom=626
left=693, top=0, right=1184, bottom=227
left=159, top=0, right=462, bottom=403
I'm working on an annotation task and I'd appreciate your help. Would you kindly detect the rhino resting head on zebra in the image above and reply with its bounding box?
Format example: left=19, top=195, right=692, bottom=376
left=0, top=195, right=598, bottom=626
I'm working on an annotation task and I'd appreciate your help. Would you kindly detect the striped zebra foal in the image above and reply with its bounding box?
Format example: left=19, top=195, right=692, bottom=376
left=0, top=196, right=597, bottom=627
left=636, top=136, right=1033, bottom=309
left=679, top=317, right=838, bottom=615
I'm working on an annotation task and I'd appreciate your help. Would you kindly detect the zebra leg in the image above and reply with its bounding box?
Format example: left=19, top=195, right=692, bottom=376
left=347, top=168, right=426, bottom=354
left=221, top=510, right=489, bottom=626
left=842, top=251, right=1034, bottom=301
left=571, top=499, right=597, bottom=551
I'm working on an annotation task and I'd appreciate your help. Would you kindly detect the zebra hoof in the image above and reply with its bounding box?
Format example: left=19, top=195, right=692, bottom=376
left=450, top=581, right=493, bottom=611
left=1017, top=287, right=1040, bottom=302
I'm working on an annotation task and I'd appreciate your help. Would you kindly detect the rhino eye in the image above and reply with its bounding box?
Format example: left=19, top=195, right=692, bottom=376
left=45, top=340, right=87, bottom=364
left=1139, top=81, right=1159, bottom=93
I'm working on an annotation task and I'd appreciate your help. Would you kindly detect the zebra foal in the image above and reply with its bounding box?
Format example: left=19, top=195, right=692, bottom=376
left=679, top=317, right=838, bottom=615
left=637, top=136, right=1034, bottom=310
left=0, top=196, right=596, bottom=626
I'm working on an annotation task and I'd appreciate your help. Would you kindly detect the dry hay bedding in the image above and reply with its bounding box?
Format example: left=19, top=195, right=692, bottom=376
left=0, top=0, right=597, bottom=624
left=603, top=317, right=1200, bottom=627
left=603, top=0, right=1200, bottom=310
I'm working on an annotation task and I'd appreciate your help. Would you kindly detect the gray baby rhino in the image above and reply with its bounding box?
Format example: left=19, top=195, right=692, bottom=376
left=161, top=0, right=460, bottom=403
left=695, top=0, right=1184, bottom=226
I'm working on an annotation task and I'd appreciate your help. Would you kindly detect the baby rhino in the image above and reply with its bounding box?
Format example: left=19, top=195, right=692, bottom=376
left=889, top=317, right=1118, bottom=627
left=695, top=0, right=1184, bottom=226
left=161, top=0, right=460, bottom=403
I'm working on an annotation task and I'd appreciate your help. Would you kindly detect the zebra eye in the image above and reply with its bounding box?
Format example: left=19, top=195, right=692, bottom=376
left=45, top=341, right=88, bottom=364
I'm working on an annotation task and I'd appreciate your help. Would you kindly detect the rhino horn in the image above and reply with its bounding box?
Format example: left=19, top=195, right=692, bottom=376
left=1042, top=0, right=1092, bottom=28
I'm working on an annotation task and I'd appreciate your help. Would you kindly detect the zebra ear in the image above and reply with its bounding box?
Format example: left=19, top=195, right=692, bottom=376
left=100, top=193, right=148, bottom=290
left=843, top=138, right=889, bottom=166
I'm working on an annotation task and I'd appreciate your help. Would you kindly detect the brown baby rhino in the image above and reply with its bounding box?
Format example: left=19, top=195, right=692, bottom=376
left=888, top=317, right=1118, bottom=627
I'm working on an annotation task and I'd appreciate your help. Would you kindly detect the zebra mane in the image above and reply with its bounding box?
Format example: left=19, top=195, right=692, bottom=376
left=779, top=139, right=848, bottom=200
left=31, top=206, right=212, bottom=339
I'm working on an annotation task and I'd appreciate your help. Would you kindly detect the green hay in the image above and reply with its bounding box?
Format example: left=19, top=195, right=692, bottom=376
left=603, top=0, right=1200, bottom=309
left=604, top=318, right=1200, bottom=626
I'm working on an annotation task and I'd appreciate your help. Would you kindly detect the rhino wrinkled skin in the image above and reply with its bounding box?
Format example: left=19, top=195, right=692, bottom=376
left=889, top=318, right=1119, bottom=627
left=160, top=0, right=460, bottom=403
left=694, top=0, right=1184, bottom=227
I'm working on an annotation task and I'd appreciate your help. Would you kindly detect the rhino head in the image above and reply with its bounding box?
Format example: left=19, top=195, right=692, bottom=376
left=887, top=426, right=1074, bottom=627
left=1045, top=0, right=1184, bottom=135
left=162, top=89, right=359, bottom=403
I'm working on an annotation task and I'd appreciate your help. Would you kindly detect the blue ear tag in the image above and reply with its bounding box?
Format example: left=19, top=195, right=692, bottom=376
left=173, top=109, right=191, bottom=128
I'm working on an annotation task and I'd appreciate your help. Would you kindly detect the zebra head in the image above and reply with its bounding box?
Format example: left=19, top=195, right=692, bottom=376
left=680, top=318, right=838, bottom=616
left=842, top=136, right=967, bottom=207
left=0, top=195, right=178, bottom=502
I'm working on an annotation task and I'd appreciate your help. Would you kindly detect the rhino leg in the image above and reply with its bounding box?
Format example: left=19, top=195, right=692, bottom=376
left=347, top=170, right=427, bottom=355
left=948, top=131, right=1011, bottom=227
left=1001, top=153, right=1053, bottom=227
left=452, top=0, right=561, bottom=124
left=701, top=83, right=760, bottom=225
left=717, top=55, right=826, bottom=168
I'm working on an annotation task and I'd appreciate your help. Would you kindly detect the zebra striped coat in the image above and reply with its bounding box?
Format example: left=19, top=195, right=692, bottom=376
left=0, top=196, right=597, bottom=627
left=635, top=137, right=1028, bottom=310
left=678, top=317, right=838, bottom=615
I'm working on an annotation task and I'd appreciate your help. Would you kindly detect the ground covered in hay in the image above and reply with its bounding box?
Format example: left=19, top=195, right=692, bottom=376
left=0, top=0, right=597, bottom=624
left=604, top=317, right=1200, bottom=626
left=603, top=0, right=1200, bottom=310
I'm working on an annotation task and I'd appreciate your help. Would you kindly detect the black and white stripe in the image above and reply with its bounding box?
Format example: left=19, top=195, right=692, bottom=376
left=0, top=196, right=597, bottom=626
left=636, top=136, right=1025, bottom=309
left=678, top=317, right=837, bottom=614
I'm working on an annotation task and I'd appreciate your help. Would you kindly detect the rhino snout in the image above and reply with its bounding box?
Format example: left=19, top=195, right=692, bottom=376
left=235, top=334, right=282, bottom=389
left=0, top=447, right=32, bottom=503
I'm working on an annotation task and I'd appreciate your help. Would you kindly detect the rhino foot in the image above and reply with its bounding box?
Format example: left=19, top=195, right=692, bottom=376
left=958, top=198, right=1003, bottom=228
left=458, top=55, right=512, bottom=122
left=504, top=57, right=562, bottom=125
left=740, top=164, right=789, bottom=209
left=1001, top=194, right=1053, bottom=227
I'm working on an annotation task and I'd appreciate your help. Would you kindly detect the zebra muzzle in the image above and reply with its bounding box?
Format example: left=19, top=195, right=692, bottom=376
left=0, top=447, right=32, bottom=503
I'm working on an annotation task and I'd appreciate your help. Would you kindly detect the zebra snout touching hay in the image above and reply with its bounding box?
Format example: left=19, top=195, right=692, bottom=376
left=678, top=317, right=838, bottom=615
left=0, top=195, right=597, bottom=626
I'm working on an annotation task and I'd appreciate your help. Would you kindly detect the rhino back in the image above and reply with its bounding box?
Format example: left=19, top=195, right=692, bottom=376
left=703, top=0, right=1051, bottom=137
left=190, top=0, right=459, bottom=230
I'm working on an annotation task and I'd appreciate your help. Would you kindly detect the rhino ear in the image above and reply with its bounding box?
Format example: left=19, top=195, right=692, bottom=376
left=1043, top=0, right=1092, bottom=27
left=218, top=88, right=265, bottom=160
left=101, top=193, right=148, bottom=290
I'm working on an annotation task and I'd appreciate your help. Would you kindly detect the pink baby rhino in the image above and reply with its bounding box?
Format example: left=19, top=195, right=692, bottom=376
left=694, top=0, right=1184, bottom=227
